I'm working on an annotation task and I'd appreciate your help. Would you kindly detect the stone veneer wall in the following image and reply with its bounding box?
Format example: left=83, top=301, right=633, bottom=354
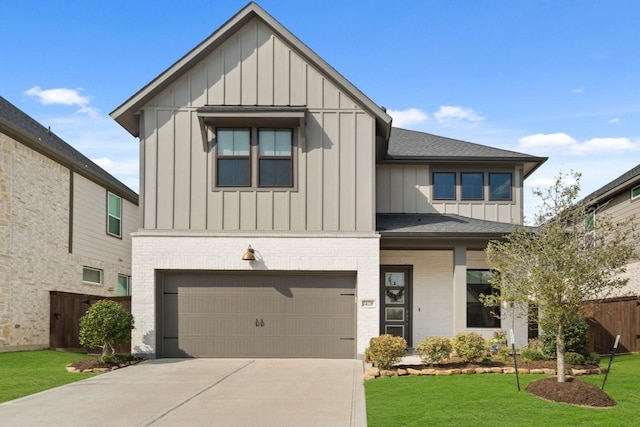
left=0, top=135, right=128, bottom=350
left=131, top=232, right=380, bottom=358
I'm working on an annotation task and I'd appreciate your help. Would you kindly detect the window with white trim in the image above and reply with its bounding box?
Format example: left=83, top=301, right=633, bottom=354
left=117, top=274, right=131, bottom=296
left=83, top=267, right=103, bottom=285
left=107, top=192, right=122, bottom=237
left=632, top=185, right=640, bottom=200
left=584, top=210, right=596, bottom=247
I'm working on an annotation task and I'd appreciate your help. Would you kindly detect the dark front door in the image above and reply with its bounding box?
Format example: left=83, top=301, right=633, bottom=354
left=380, top=266, right=412, bottom=347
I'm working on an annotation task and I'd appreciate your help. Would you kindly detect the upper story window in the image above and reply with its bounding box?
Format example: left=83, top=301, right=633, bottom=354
left=107, top=192, right=122, bottom=237
left=461, top=172, right=484, bottom=200
left=433, top=172, right=456, bottom=200
left=632, top=185, right=640, bottom=200
left=489, top=173, right=512, bottom=201
left=217, top=128, right=251, bottom=186
left=215, top=127, right=293, bottom=188
left=259, top=129, right=292, bottom=187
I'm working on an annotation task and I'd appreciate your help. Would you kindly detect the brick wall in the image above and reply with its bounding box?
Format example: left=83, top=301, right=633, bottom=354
left=0, top=135, right=130, bottom=350
left=131, top=232, right=380, bottom=357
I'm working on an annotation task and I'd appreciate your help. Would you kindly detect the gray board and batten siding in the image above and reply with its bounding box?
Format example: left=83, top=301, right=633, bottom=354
left=134, top=16, right=379, bottom=233
left=157, top=272, right=356, bottom=358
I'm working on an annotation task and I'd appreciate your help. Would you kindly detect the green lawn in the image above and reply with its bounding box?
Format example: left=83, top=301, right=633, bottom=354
left=365, top=353, right=640, bottom=427
left=0, top=350, right=97, bottom=403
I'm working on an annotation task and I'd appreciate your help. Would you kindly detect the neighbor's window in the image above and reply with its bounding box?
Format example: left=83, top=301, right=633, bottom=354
left=632, top=185, right=640, bottom=200
left=489, top=173, right=512, bottom=201
left=258, top=129, right=292, bottom=186
left=467, top=269, right=500, bottom=328
left=584, top=211, right=596, bottom=247
left=216, top=128, right=251, bottom=186
left=433, top=172, right=456, bottom=200
left=461, top=172, right=484, bottom=200
left=83, top=267, right=103, bottom=285
left=117, top=274, right=131, bottom=296
left=107, top=192, right=122, bottom=237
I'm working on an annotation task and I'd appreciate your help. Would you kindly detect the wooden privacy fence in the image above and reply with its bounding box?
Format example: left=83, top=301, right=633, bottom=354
left=49, top=291, right=132, bottom=353
left=583, top=296, right=640, bottom=354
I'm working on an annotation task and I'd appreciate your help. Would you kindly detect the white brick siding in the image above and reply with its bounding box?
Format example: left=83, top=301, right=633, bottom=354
left=131, top=232, right=380, bottom=358
left=381, top=248, right=528, bottom=348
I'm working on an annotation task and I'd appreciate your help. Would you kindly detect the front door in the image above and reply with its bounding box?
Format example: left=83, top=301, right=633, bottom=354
left=380, top=266, right=412, bottom=347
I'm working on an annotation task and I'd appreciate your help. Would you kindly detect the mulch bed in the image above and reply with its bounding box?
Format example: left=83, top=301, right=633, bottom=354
left=69, top=355, right=145, bottom=371
left=395, top=356, right=615, bottom=408
left=526, top=377, right=616, bottom=407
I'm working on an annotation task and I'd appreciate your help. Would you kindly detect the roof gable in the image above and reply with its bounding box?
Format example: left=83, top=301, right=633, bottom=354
left=110, top=2, right=391, bottom=139
left=0, top=96, right=138, bottom=203
left=385, top=127, right=547, bottom=178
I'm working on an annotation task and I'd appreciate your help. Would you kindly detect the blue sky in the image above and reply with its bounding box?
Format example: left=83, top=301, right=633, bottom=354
left=2, top=1, right=639, bottom=221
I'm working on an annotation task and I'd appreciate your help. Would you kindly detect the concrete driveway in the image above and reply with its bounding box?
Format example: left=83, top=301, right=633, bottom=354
left=0, top=358, right=367, bottom=427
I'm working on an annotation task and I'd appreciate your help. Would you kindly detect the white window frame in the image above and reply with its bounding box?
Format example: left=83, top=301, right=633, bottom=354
left=631, top=185, right=640, bottom=201
left=117, top=274, right=131, bottom=296
left=82, top=266, right=103, bottom=285
left=107, top=192, right=122, bottom=238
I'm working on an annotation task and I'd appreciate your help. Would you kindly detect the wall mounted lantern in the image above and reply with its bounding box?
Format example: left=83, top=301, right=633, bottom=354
left=242, top=245, right=256, bottom=261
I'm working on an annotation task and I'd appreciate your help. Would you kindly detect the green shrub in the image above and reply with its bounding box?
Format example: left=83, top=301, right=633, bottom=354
left=494, top=344, right=511, bottom=362
left=415, top=337, right=452, bottom=365
left=520, top=348, right=545, bottom=362
left=565, top=351, right=587, bottom=365
left=452, top=332, right=487, bottom=363
left=366, top=334, right=407, bottom=369
left=79, top=300, right=134, bottom=360
left=539, top=318, right=590, bottom=357
left=583, top=352, right=601, bottom=365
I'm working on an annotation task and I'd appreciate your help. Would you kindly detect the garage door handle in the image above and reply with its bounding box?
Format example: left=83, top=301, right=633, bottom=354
left=260, top=319, right=265, bottom=327
left=256, top=319, right=259, bottom=327
left=256, top=319, right=265, bottom=327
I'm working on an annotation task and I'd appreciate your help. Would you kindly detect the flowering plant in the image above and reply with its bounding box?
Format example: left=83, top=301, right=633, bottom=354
left=492, top=329, right=508, bottom=345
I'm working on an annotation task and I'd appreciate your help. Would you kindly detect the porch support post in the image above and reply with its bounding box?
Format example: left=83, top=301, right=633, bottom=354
left=452, top=245, right=467, bottom=335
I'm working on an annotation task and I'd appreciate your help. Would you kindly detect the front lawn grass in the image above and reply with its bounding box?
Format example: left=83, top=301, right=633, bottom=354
left=0, top=350, right=97, bottom=403
left=365, top=353, right=639, bottom=426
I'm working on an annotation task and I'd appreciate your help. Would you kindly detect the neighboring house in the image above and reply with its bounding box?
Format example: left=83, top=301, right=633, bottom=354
left=111, top=2, right=546, bottom=359
left=580, top=164, right=640, bottom=354
left=0, top=96, right=138, bottom=351
left=581, top=163, right=640, bottom=297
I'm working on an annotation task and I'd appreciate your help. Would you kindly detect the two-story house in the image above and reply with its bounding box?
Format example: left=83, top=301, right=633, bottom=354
left=111, top=2, right=546, bottom=359
left=0, top=96, right=138, bottom=351
left=581, top=164, right=640, bottom=353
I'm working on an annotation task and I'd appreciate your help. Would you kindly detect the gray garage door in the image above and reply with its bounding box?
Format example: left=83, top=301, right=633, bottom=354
left=158, top=272, right=356, bottom=358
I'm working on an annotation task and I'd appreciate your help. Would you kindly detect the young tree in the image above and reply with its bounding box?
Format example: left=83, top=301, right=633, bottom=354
left=483, top=171, right=636, bottom=382
left=79, top=299, right=134, bottom=359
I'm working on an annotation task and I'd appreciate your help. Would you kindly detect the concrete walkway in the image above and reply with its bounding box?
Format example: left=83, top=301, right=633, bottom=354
left=0, top=359, right=367, bottom=427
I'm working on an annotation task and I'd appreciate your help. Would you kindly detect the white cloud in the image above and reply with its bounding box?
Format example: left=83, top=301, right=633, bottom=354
left=387, top=108, right=429, bottom=128
left=569, top=137, right=639, bottom=155
left=571, top=86, right=585, bottom=94
left=519, top=133, right=576, bottom=149
left=525, top=177, right=557, bottom=188
left=24, top=86, right=99, bottom=117
left=433, top=105, right=484, bottom=125
left=608, top=118, right=620, bottom=124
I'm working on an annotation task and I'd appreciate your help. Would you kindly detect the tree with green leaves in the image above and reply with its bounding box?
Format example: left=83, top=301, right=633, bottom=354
left=483, top=171, right=636, bottom=382
left=79, top=299, right=134, bottom=359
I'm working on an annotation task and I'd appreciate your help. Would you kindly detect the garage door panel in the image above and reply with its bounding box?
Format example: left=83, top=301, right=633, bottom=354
left=159, top=272, right=356, bottom=358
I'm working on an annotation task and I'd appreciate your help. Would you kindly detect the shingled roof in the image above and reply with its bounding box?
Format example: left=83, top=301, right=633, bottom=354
left=0, top=96, right=138, bottom=203
left=385, top=127, right=547, bottom=178
left=377, top=213, right=521, bottom=237
left=581, top=163, right=640, bottom=204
